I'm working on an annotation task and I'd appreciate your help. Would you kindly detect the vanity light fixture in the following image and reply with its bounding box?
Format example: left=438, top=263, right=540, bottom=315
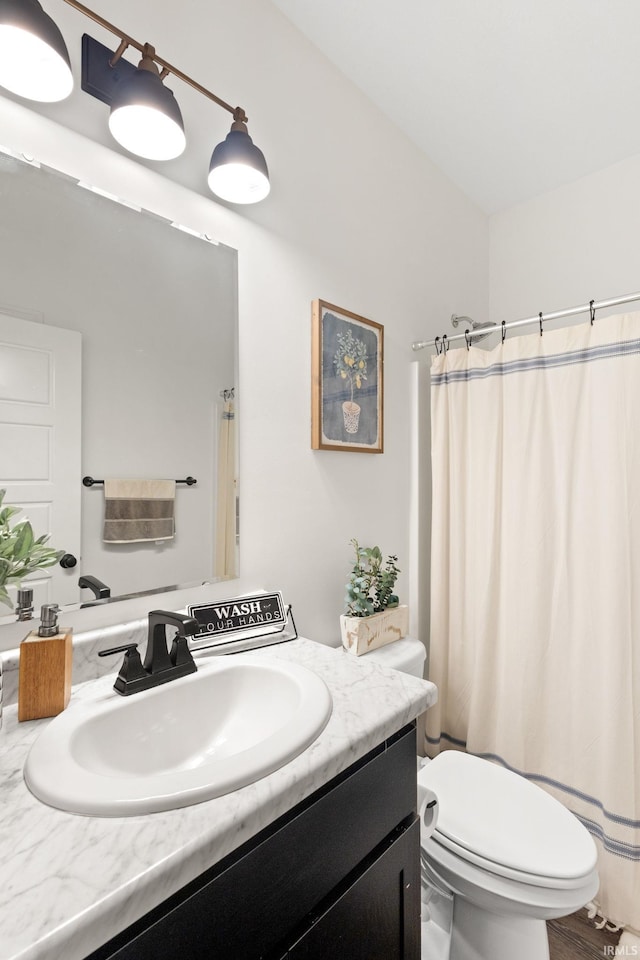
left=0, top=0, right=73, bottom=101
left=208, top=111, right=270, bottom=205
left=107, top=42, right=186, bottom=162
left=0, top=0, right=270, bottom=203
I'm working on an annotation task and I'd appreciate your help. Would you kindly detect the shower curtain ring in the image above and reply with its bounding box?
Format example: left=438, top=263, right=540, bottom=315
left=442, top=334, right=449, bottom=353
left=465, top=329, right=471, bottom=350
left=590, top=300, right=596, bottom=325
left=539, top=312, right=544, bottom=336
left=435, top=336, right=441, bottom=355
left=501, top=320, right=507, bottom=344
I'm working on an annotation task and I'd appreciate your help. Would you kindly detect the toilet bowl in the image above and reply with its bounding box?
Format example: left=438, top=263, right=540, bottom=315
left=360, top=638, right=599, bottom=960
left=418, top=751, right=599, bottom=960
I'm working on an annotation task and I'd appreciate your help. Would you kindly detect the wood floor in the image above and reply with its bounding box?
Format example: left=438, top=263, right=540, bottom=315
left=548, top=909, right=621, bottom=960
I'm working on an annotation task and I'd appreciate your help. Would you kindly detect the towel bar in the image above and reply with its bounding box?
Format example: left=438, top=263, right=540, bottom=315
left=82, top=476, right=197, bottom=487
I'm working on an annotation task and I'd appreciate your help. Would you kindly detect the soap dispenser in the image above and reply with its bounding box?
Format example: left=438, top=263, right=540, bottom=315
left=18, top=604, right=73, bottom=722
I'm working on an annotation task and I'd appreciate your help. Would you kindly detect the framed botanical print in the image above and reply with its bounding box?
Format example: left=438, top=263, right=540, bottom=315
left=311, top=299, right=383, bottom=453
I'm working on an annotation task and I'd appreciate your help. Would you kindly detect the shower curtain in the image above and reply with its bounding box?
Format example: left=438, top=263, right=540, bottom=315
left=215, top=395, right=237, bottom=578
left=426, top=311, right=640, bottom=932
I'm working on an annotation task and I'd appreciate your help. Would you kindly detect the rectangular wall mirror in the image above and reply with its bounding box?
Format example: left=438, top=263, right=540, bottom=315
left=0, top=150, right=239, bottom=632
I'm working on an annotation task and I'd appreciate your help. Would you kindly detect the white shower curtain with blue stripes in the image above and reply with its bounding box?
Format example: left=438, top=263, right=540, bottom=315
left=426, top=311, right=640, bottom=933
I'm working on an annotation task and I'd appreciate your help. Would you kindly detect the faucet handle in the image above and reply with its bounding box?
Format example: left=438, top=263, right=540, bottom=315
left=99, top=643, right=147, bottom=695
left=170, top=634, right=196, bottom=669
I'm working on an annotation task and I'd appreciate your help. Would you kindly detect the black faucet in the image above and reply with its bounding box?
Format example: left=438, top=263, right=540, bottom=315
left=99, top=610, right=199, bottom=696
left=79, top=575, right=111, bottom=599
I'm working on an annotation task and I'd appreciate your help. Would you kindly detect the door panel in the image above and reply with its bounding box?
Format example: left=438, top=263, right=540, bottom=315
left=0, top=313, right=81, bottom=608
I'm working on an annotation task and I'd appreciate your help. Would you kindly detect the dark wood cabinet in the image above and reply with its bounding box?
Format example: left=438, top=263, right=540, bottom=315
left=287, top=820, right=420, bottom=960
left=86, top=724, right=420, bottom=960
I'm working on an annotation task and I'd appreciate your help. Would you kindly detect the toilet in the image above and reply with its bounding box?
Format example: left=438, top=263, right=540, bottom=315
left=361, top=637, right=599, bottom=960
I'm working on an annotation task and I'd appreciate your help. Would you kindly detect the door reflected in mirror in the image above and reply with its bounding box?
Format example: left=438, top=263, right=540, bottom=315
left=0, top=151, right=238, bottom=626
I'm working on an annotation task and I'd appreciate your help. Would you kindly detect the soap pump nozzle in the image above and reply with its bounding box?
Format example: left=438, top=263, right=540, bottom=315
left=16, top=587, right=34, bottom=621
left=38, top=603, right=60, bottom=638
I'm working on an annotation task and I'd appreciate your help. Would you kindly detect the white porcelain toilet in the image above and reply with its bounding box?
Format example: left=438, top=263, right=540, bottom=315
left=360, top=637, right=599, bottom=960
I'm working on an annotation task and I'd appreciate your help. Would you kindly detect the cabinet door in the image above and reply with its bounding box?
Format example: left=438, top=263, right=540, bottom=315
left=287, top=819, right=420, bottom=960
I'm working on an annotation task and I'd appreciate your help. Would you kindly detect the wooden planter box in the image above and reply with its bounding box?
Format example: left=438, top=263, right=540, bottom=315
left=340, top=605, right=409, bottom=656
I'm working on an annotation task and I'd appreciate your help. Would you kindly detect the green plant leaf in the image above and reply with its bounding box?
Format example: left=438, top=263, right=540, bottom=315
left=14, top=522, right=34, bottom=560
left=344, top=538, right=400, bottom=616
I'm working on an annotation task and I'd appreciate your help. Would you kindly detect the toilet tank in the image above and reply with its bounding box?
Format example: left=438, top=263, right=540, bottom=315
left=360, top=637, right=426, bottom=678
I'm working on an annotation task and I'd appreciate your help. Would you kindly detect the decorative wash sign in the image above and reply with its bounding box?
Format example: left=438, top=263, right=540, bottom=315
left=187, top=592, right=289, bottom=651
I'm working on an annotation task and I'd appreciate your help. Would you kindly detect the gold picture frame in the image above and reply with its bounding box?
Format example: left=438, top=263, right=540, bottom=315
left=311, top=299, right=383, bottom=453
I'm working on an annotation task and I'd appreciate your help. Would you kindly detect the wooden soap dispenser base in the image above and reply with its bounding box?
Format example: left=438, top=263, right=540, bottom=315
left=18, top=603, right=73, bottom=722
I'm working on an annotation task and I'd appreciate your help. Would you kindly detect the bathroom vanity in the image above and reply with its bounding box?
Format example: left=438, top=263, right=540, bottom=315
left=0, top=637, right=436, bottom=960
left=88, top=725, right=419, bottom=960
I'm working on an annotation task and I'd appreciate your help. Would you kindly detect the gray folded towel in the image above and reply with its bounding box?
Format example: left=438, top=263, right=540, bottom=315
left=103, top=479, right=176, bottom=543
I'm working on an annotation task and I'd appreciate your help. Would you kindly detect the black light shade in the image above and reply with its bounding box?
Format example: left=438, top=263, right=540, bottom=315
left=208, top=120, right=270, bottom=204
left=108, top=62, right=186, bottom=161
left=0, top=0, right=73, bottom=101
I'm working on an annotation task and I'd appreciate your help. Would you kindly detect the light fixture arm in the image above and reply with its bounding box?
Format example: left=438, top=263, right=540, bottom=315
left=61, top=0, right=247, bottom=120
left=109, top=38, right=129, bottom=66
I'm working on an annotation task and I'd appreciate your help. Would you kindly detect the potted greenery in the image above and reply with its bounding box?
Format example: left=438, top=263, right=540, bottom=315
left=334, top=329, right=367, bottom=435
left=0, top=489, right=63, bottom=610
left=341, top=539, right=409, bottom=655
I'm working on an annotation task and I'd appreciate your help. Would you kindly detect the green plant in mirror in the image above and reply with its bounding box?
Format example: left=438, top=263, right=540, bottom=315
left=0, top=489, right=63, bottom=608
left=344, top=538, right=400, bottom=617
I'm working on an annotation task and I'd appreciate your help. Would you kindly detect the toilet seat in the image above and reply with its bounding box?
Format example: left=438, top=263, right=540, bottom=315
left=421, top=832, right=600, bottom=917
left=427, top=832, right=594, bottom=891
left=419, top=751, right=597, bottom=884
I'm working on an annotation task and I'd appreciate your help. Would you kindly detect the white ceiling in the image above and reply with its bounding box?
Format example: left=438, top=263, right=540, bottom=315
left=271, top=0, right=640, bottom=214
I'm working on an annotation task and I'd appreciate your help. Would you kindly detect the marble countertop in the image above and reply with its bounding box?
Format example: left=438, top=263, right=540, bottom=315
left=0, top=637, right=436, bottom=960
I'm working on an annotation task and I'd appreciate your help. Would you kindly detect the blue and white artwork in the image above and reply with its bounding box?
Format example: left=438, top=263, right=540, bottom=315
left=315, top=302, right=383, bottom=452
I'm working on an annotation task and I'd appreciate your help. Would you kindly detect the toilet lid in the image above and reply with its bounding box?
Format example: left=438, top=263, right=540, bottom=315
left=420, top=752, right=597, bottom=880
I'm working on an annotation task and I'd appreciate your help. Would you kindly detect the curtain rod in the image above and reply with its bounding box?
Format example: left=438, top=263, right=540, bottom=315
left=411, top=291, right=640, bottom=352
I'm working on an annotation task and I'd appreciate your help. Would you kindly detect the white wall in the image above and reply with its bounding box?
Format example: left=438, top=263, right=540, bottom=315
left=0, top=0, right=489, bottom=647
left=490, top=152, right=640, bottom=324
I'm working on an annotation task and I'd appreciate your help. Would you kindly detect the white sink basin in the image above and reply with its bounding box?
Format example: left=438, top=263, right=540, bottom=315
left=24, top=655, right=333, bottom=817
